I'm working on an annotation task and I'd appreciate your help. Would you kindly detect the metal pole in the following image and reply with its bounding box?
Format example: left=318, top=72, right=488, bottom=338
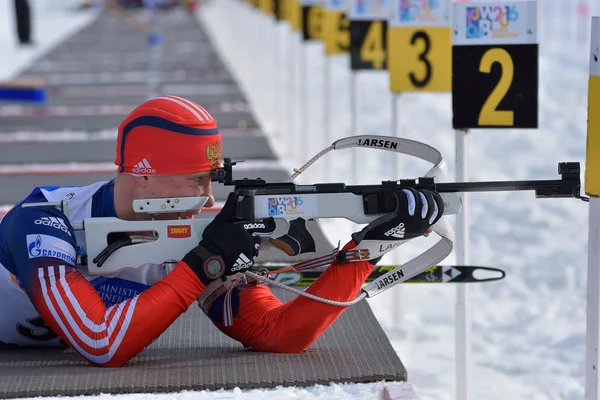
left=299, top=41, right=309, bottom=172
left=587, top=198, right=600, bottom=400
left=274, top=20, right=283, bottom=138
left=285, top=29, right=296, bottom=158
left=455, top=128, right=471, bottom=400
left=323, top=55, right=331, bottom=182
left=350, top=71, right=359, bottom=184
left=391, top=92, right=404, bottom=332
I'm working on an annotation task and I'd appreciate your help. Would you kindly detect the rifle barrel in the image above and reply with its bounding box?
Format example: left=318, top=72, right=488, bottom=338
left=436, top=179, right=568, bottom=193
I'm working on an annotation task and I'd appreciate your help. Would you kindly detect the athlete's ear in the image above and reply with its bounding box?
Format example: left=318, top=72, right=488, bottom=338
left=133, top=175, right=149, bottom=188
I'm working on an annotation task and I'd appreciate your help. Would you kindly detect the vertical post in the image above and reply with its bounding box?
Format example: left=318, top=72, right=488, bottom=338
left=265, top=8, right=276, bottom=135
left=282, top=20, right=290, bottom=140
left=13, top=0, right=32, bottom=46
left=286, top=29, right=296, bottom=156
left=588, top=198, right=600, bottom=400
left=245, top=2, right=252, bottom=77
left=391, top=93, right=401, bottom=178
left=293, top=32, right=302, bottom=165
left=253, top=5, right=261, bottom=99
left=299, top=40, right=309, bottom=169
left=455, top=128, right=470, bottom=400
left=350, top=72, right=359, bottom=184
left=275, top=19, right=283, bottom=138
left=391, top=92, right=403, bottom=330
left=585, top=16, right=600, bottom=400
left=323, top=55, right=331, bottom=182
left=257, top=7, right=265, bottom=125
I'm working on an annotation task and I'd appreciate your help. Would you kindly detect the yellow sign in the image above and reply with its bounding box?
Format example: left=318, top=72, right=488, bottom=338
left=279, top=0, right=290, bottom=21
left=304, top=5, right=324, bottom=40
left=259, top=0, right=274, bottom=14
left=290, top=0, right=302, bottom=31
left=388, top=26, right=451, bottom=92
left=587, top=75, right=600, bottom=195
left=322, top=9, right=349, bottom=55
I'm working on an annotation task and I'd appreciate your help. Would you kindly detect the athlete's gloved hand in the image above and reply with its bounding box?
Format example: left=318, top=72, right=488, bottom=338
left=349, top=188, right=444, bottom=264
left=182, top=192, right=275, bottom=286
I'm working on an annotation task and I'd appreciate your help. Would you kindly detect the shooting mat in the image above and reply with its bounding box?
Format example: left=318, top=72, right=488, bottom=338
left=0, top=288, right=407, bottom=398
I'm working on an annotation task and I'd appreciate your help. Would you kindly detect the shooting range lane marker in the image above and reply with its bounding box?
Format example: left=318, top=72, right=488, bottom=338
left=17, top=69, right=234, bottom=86
left=0, top=162, right=117, bottom=175
left=0, top=101, right=251, bottom=118
left=0, top=130, right=118, bottom=143
left=45, top=83, right=242, bottom=98
left=0, top=128, right=262, bottom=144
left=26, top=44, right=216, bottom=72
left=0, top=160, right=284, bottom=175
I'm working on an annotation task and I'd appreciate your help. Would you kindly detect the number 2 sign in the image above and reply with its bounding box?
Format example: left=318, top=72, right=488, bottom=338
left=451, top=1, right=538, bottom=129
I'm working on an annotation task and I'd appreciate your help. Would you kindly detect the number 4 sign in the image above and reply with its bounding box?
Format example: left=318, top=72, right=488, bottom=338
left=451, top=1, right=539, bottom=129
left=348, top=0, right=391, bottom=70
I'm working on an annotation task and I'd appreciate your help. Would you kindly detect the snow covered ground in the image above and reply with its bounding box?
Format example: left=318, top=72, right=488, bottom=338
left=0, top=0, right=97, bottom=81
left=0, top=0, right=594, bottom=399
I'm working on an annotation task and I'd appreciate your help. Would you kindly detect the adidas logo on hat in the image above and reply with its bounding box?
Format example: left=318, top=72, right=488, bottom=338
left=132, top=158, right=156, bottom=174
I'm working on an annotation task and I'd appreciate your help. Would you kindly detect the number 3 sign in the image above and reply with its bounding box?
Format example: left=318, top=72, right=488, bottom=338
left=388, top=0, right=452, bottom=93
left=451, top=1, right=539, bottom=129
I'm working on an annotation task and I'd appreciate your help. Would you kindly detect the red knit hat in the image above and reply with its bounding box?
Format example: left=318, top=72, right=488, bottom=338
left=114, top=96, right=222, bottom=175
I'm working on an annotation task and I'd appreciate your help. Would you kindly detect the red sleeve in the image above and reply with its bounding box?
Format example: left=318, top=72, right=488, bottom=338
left=28, top=261, right=205, bottom=367
left=215, top=240, right=375, bottom=354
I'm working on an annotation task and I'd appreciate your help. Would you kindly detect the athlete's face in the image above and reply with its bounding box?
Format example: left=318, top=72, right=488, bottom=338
left=136, top=172, right=215, bottom=219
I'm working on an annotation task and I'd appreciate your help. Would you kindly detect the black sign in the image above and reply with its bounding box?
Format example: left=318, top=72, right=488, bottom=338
left=350, top=20, right=388, bottom=71
left=452, top=44, right=538, bottom=129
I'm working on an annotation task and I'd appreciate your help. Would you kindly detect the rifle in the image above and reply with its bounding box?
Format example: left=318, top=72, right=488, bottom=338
left=47, top=135, right=584, bottom=301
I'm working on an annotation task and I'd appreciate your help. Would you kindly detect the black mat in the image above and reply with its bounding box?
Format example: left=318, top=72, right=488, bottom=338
left=0, top=288, right=407, bottom=399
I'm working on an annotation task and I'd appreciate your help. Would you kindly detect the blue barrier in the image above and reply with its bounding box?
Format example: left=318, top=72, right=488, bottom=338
left=0, top=80, right=47, bottom=104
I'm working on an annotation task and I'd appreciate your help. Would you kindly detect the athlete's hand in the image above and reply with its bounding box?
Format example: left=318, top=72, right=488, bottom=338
left=182, top=192, right=275, bottom=285
left=349, top=188, right=444, bottom=265
left=353, top=188, right=444, bottom=243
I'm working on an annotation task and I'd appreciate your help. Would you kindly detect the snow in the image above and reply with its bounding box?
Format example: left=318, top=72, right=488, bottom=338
left=0, top=0, right=594, bottom=399
left=14, top=382, right=417, bottom=400
left=0, top=0, right=97, bottom=81
left=200, top=1, right=592, bottom=399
